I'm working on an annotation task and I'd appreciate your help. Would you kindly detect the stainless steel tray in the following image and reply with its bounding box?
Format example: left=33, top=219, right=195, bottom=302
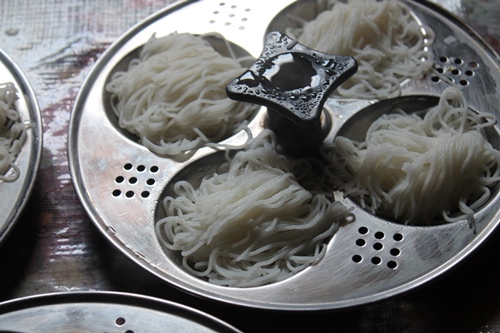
left=0, top=291, right=241, bottom=332
left=0, top=48, right=43, bottom=245
left=68, top=0, right=500, bottom=310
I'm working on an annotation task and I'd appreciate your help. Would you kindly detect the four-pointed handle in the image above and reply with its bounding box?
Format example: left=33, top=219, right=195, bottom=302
left=226, top=31, right=358, bottom=155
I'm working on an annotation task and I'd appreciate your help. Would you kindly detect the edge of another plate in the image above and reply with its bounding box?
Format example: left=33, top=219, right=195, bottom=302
left=0, top=48, right=43, bottom=246
left=0, top=291, right=242, bottom=333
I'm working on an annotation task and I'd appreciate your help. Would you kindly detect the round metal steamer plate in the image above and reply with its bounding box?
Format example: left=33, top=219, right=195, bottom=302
left=68, top=0, right=500, bottom=310
left=0, top=291, right=241, bottom=332
left=0, top=49, right=42, bottom=245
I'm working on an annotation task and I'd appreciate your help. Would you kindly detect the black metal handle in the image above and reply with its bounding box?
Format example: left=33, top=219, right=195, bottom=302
left=226, top=31, right=358, bottom=155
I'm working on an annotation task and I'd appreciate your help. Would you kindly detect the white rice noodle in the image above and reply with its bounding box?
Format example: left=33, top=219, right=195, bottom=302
left=106, top=32, right=255, bottom=156
left=288, top=0, right=435, bottom=99
left=326, top=87, right=500, bottom=231
left=156, top=130, right=353, bottom=287
left=0, top=82, right=27, bottom=182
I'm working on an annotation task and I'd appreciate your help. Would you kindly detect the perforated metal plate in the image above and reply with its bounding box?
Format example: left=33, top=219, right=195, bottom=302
left=0, top=48, right=43, bottom=245
left=0, top=291, right=241, bottom=332
left=68, top=0, right=500, bottom=310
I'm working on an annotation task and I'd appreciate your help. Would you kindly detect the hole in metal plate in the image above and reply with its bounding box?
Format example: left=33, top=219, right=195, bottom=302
left=111, top=162, right=161, bottom=201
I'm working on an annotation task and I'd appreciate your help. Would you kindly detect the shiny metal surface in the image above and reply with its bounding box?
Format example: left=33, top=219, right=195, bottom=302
left=68, top=0, right=500, bottom=311
left=0, top=291, right=241, bottom=333
left=0, top=49, right=43, bottom=245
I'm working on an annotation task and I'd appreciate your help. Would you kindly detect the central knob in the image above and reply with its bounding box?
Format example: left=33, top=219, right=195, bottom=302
left=226, top=31, right=358, bottom=155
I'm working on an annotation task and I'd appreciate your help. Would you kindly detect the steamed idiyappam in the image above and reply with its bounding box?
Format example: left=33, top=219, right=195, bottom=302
left=155, top=130, right=353, bottom=287
left=287, top=0, right=435, bottom=99
left=106, top=32, right=256, bottom=156
left=1, top=82, right=27, bottom=182
left=324, top=87, right=500, bottom=231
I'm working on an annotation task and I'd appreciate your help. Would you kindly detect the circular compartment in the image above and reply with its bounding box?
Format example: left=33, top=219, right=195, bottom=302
left=265, top=0, right=435, bottom=99
left=327, top=94, right=500, bottom=228
left=102, top=33, right=259, bottom=156
left=153, top=146, right=350, bottom=288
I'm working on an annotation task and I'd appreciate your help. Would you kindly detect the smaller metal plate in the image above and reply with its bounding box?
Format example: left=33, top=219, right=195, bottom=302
left=0, top=48, right=43, bottom=245
left=0, top=291, right=241, bottom=333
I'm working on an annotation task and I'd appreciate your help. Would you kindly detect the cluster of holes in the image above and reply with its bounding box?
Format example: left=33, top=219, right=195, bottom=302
left=351, top=226, right=402, bottom=269
left=115, top=317, right=133, bottom=333
left=209, top=2, right=251, bottom=30
left=431, top=56, right=479, bottom=87
left=112, top=163, right=159, bottom=199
